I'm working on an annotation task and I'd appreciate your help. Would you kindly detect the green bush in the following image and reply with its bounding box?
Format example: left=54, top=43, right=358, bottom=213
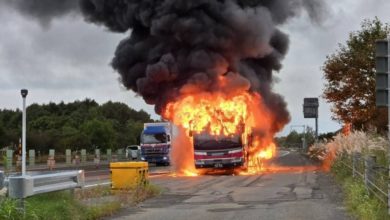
left=0, top=184, right=161, bottom=220
left=0, top=197, right=38, bottom=220
left=331, top=158, right=389, bottom=220
left=26, top=191, right=84, bottom=220
left=331, top=157, right=352, bottom=181
left=343, top=178, right=388, bottom=220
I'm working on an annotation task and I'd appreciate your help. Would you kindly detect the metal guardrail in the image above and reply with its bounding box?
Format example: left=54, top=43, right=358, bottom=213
left=339, top=153, right=389, bottom=205
left=7, top=170, right=85, bottom=199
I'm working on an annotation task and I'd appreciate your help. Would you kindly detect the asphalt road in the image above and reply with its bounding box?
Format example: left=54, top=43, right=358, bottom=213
left=108, top=151, right=352, bottom=220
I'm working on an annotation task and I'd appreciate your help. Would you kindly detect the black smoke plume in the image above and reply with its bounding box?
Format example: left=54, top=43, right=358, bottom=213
left=1, top=0, right=326, bottom=133
left=0, top=0, right=79, bottom=27
left=79, top=0, right=325, bottom=133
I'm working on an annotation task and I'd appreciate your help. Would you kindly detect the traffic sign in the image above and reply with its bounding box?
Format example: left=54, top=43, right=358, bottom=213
left=303, top=97, right=319, bottom=140
left=303, top=98, right=319, bottom=118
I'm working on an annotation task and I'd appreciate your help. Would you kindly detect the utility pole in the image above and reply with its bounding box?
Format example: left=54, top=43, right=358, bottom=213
left=21, top=89, right=28, bottom=176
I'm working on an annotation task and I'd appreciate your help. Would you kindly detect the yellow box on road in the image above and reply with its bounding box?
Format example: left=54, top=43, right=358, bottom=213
left=110, top=161, right=148, bottom=189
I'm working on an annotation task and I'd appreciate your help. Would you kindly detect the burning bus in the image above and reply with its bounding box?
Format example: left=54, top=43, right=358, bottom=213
left=163, top=92, right=278, bottom=174
left=190, top=120, right=252, bottom=170
left=78, top=0, right=306, bottom=175
left=193, top=131, right=247, bottom=169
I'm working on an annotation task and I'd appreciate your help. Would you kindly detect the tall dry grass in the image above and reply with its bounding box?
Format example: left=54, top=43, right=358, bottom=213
left=308, top=131, right=388, bottom=170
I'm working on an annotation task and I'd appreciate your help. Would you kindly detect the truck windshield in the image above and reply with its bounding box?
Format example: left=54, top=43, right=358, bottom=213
left=142, top=133, right=167, bottom=144
left=194, top=133, right=242, bottom=150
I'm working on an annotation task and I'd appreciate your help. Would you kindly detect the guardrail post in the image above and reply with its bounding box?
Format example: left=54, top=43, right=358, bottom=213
left=117, top=149, right=124, bottom=161
left=48, top=149, right=55, bottom=170
left=81, top=149, right=86, bottom=164
left=29, top=149, right=35, bottom=167
left=107, top=149, right=112, bottom=162
left=66, top=149, right=72, bottom=165
left=94, top=149, right=100, bottom=168
left=364, top=155, right=375, bottom=190
left=6, top=150, right=13, bottom=172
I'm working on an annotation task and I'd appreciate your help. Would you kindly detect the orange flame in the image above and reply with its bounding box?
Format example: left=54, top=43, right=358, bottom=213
left=164, top=92, right=252, bottom=136
left=183, top=170, right=199, bottom=177
left=257, top=143, right=275, bottom=160
left=240, top=142, right=276, bottom=175
left=163, top=88, right=279, bottom=176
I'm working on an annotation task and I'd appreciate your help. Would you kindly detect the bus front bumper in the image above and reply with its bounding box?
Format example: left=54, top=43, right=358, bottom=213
left=195, top=158, right=243, bottom=169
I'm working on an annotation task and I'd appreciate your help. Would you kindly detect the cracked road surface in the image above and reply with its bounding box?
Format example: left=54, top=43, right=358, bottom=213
left=109, top=151, right=352, bottom=220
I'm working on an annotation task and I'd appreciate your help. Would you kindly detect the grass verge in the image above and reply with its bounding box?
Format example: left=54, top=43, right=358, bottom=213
left=331, top=159, right=389, bottom=220
left=0, top=183, right=161, bottom=220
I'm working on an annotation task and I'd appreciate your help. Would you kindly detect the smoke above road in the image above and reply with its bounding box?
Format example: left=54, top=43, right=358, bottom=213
left=2, top=0, right=326, bottom=134
left=0, top=0, right=79, bottom=27
left=78, top=0, right=324, bottom=134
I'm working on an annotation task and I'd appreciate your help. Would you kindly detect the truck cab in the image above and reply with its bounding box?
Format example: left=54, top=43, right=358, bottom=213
left=140, top=123, right=171, bottom=166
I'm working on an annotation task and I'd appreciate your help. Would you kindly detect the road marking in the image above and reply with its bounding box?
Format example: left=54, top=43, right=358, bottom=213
left=84, top=169, right=110, bottom=174
left=149, top=172, right=170, bottom=178
left=84, top=182, right=111, bottom=188
left=278, top=151, right=290, bottom=158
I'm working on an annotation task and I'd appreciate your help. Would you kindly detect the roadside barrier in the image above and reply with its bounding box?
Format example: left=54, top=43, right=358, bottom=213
left=7, top=170, right=85, bottom=199
left=338, top=152, right=389, bottom=213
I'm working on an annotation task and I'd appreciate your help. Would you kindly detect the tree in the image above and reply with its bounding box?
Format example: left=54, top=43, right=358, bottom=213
left=280, top=127, right=316, bottom=148
left=323, top=18, right=390, bottom=131
left=303, top=127, right=316, bottom=146
left=0, top=121, right=6, bottom=147
left=81, top=119, right=116, bottom=150
left=285, top=131, right=301, bottom=147
left=0, top=100, right=152, bottom=152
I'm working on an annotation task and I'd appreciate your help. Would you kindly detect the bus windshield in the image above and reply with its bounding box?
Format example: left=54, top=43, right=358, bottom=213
left=194, top=132, right=242, bottom=150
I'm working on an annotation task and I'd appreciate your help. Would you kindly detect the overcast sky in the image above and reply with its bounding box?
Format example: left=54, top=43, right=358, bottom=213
left=0, top=0, right=390, bottom=136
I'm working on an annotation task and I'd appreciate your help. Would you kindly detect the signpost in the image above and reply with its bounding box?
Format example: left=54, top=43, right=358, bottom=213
left=303, top=98, right=319, bottom=140
left=375, top=38, right=390, bottom=214
left=376, top=39, right=390, bottom=143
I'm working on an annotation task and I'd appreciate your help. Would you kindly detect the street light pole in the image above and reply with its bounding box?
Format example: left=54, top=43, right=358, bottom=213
left=21, top=89, right=28, bottom=176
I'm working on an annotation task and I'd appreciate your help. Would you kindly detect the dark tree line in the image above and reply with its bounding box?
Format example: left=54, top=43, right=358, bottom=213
left=276, top=128, right=337, bottom=149
left=0, top=99, right=152, bottom=153
left=276, top=127, right=317, bottom=148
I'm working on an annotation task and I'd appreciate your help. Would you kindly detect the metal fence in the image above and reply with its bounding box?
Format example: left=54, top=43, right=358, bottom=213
left=338, top=152, right=389, bottom=208
left=0, top=148, right=131, bottom=173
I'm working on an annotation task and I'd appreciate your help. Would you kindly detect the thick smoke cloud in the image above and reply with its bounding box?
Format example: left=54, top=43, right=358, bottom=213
left=79, top=0, right=325, bottom=133
left=2, top=0, right=325, bottom=134
left=0, top=0, right=79, bottom=27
